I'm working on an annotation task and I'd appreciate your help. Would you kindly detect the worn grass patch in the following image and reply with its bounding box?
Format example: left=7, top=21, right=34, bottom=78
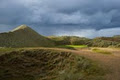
left=92, top=48, right=112, bottom=54
left=0, top=49, right=105, bottom=80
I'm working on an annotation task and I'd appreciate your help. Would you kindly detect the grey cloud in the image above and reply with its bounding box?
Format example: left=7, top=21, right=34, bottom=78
left=0, top=0, right=120, bottom=38
left=1, top=0, right=120, bottom=27
left=24, top=0, right=120, bottom=28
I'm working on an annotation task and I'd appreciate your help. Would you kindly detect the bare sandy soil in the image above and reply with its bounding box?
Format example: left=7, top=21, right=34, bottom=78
left=76, top=48, right=120, bottom=80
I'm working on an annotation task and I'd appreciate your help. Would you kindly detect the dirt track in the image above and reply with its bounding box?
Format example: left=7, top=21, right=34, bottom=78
left=48, top=48, right=120, bottom=80
left=75, top=48, right=120, bottom=80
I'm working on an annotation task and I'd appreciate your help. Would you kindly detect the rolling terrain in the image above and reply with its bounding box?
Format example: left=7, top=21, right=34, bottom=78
left=0, top=25, right=120, bottom=80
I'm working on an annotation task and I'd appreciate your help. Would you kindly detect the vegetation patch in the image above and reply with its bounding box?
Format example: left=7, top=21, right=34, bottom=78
left=48, top=35, right=120, bottom=48
left=48, top=36, right=91, bottom=46
left=65, top=45, right=88, bottom=48
left=0, top=48, right=20, bottom=55
left=57, top=45, right=88, bottom=49
left=92, top=48, right=112, bottom=54
left=0, top=49, right=105, bottom=80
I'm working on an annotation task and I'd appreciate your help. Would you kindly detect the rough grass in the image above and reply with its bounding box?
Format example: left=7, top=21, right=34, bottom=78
left=0, top=48, right=20, bottom=55
left=92, top=48, right=112, bottom=54
left=0, top=48, right=18, bottom=52
left=0, top=49, right=105, bottom=80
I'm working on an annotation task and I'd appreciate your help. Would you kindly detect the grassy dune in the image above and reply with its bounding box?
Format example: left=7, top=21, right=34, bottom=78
left=0, top=25, right=55, bottom=48
left=0, top=48, right=104, bottom=80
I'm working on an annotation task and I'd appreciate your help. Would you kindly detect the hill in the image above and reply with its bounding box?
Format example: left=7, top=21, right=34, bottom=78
left=48, top=36, right=120, bottom=47
left=95, top=36, right=120, bottom=43
left=48, top=36, right=91, bottom=46
left=0, top=25, right=55, bottom=47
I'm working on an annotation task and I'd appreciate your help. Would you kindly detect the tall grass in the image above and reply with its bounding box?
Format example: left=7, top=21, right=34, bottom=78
left=0, top=49, right=105, bottom=80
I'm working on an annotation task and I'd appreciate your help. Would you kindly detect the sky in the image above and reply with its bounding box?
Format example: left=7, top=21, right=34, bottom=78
left=0, top=0, right=120, bottom=38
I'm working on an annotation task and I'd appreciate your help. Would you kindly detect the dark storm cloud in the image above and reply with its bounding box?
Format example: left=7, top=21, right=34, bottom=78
left=0, top=0, right=120, bottom=38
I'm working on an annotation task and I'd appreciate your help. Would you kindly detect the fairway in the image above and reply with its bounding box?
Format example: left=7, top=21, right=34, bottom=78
left=58, top=45, right=88, bottom=48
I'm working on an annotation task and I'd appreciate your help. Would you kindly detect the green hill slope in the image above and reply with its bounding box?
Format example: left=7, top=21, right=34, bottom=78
left=0, top=25, right=54, bottom=47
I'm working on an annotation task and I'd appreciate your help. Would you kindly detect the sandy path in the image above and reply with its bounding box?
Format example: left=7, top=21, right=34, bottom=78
left=47, top=48, right=120, bottom=80
left=74, top=49, right=120, bottom=80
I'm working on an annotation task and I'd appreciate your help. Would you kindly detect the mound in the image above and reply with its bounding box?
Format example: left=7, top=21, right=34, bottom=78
left=0, top=49, right=104, bottom=80
left=0, top=25, right=54, bottom=47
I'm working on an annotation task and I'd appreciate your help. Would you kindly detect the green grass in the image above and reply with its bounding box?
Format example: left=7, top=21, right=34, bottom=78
left=66, top=45, right=88, bottom=48
left=0, top=48, right=18, bottom=55
left=92, top=48, right=112, bottom=54
left=0, top=48, right=15, bottom=52
left=58, top=45, right=88, bottom=49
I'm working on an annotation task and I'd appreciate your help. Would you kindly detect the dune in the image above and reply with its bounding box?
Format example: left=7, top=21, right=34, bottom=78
left=0, top=25, right=55, bottom=47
